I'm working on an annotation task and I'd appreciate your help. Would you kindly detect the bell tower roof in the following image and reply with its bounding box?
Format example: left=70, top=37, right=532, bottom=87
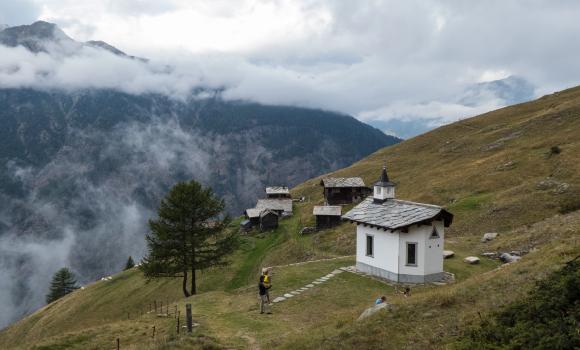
left=374, top=165, right=396, bottom=187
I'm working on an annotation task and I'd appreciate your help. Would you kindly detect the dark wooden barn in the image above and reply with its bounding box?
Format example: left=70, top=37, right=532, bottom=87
left=320, top=177, right=371, bottom=205
left=313, top=205, right=342, bottom=230
left=244, top=208, right=261, bottom=226
left=255, top=199, right=293, bottom=217
left=265, top=186, right=291, bottom=199
left=259, top=210, right=279, bottom=231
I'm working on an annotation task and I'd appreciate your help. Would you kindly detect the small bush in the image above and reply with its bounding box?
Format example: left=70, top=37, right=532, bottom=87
left=559, top=191, right=580, bottom=214
left=550, top=145, right=561, bottom=155
left=435, top=290, right=457, bottom=307
left=456, top=256, right=580, bottom=349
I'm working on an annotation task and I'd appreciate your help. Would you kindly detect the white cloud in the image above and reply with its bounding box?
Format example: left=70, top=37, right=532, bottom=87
left=1, top=1, right=579, bottom=128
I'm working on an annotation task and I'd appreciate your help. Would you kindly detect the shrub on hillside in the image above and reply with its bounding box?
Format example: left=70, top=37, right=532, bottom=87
left=456, top=257, right=580, bottom=349
left=550, top=145, right=562, bottom=155
left=559, top=190, right=580, bottom=214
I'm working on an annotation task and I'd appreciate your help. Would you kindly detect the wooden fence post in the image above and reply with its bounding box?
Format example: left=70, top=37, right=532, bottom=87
left=186, top=304, right=192, bottom=333
left=176, top=311, right=180, bottom=334
left=116, top=338, right=120, bottom=350
left=152, top=326, right=156, bottom=339
left=154, top=300, right=157, bottom=313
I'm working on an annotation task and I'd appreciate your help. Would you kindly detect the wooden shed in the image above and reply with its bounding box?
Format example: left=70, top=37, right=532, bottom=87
left=320, top=177, right=371, bottom=205
left=244, top=208, right=262, bottom=226
left=265, top=186, right=291, bottom=199
left=255, top=199, right=293, bottom=217
left=313, top=205, right=342, bottom=230
left=259, top=210, right=279, bottom=231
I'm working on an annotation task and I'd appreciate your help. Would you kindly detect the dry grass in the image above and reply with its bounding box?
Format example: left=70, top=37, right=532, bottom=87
left=2, top=86, right=580, bottom=349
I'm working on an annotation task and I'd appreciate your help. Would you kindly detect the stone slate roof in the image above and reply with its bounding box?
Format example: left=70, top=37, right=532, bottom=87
left=266, top=186, right=289, bottom=195
left=321, top=177, right=366, bottom=188
left=260, top=209, right=279, bottom=218
left=245, top=208, right=262, bottom=218
left=313, top=205, right=342, bottom=216
left=342, top=197, right=453, bottom=230
left=255, top=199, right=293, bottom=213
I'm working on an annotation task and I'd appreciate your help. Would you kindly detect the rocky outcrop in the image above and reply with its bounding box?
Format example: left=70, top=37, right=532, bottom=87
left=357, top=303, right=390, bottom=321
left=481, top=232, right=499, bottom=242
left=499, top=253, right=521, bottom=263
left=443, top=250, right=455, bottom=259
left=464, top=256, right=480, bottom=264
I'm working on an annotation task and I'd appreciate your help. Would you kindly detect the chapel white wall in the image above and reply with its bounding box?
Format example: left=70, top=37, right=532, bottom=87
left=356, top=225, right=399, bottom=273
left=424, top=221, right=445, bottom=275
left=398, top=225, right=427, bottom=276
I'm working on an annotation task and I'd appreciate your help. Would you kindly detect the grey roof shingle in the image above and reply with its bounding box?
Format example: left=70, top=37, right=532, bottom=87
left=245, top=208, right=262, bottom=218
left=255, top=199, right=293, bottom=213
left=260, top=209, right=279, bottom=218
left=342, top=197, right=453, bottom=230
left=321, top=177, right=366, bottom=188
left=313, top=205, right=342, bottom=216
left=266, top=186, right=290, bottom=195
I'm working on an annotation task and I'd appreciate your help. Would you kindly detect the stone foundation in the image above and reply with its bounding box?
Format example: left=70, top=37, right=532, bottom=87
left=356, top=261, right=444, bottom=284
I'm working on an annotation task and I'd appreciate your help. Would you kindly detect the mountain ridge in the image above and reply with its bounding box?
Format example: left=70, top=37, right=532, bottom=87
left=0, top=86, right=398, bottom=329
left=1, top=83, right=579, bottom=349
left=0, top=21, right=141, bottom=59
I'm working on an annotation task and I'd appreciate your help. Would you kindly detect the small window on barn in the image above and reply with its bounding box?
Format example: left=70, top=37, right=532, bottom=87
left=430, top=227, right=440, bottom=239
left=366, top=235, right=374, bottom=257
left=406, top=242, right=417, bottom=266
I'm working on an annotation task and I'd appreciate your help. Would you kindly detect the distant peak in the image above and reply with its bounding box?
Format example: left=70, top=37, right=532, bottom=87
left=85, top=40, right=130, bottom=58
left=0, top=20, right=76, bottom=53
left=30, top=20, right=56, bottom=27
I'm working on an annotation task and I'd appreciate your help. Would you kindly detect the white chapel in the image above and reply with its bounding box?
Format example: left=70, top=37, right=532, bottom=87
left=342, top=165, right=454, bottom=283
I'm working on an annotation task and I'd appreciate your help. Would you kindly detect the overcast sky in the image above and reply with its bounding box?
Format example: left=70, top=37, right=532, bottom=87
left=1, top=0, right=580, bottom=136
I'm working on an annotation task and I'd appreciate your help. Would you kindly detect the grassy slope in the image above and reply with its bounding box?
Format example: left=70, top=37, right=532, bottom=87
left=292, top=86, right=580, bottom=237
left=2, top=86, right=580, bottom=349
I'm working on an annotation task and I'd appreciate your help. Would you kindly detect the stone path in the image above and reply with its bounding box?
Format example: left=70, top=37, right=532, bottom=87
left=271, top=268, right=345, bottom=304
left=341, top=265, right=455, bottom=286
left=271, top=264, right=454, bottom=305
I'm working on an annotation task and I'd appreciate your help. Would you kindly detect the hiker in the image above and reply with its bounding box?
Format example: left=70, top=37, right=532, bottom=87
left=403, top=287, right=411, bottom=298
left=262, top=268, right=271, bottom=304
left=259, top=273, right=272, bottom=314
left=375, top=295, right=387, bottom=305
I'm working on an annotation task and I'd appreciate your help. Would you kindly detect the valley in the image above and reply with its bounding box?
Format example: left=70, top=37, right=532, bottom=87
left=1, top=83, right=579, bottom=349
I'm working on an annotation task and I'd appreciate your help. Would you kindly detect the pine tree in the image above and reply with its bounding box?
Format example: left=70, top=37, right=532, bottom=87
left=124, top=256, right=135, bottom=270
left=46, top=267, right=79, bottom=304
left=141, top=180, right=238, bottom=297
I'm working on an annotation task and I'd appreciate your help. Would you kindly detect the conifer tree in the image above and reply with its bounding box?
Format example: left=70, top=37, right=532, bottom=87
left=46, top=267, right=79, bottom=304
left=141, top=180, right=238, bottom=297
left=124, top=256, right=135, bottom=270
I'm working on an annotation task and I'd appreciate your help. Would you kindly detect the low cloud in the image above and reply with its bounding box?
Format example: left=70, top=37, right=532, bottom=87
left=0, top=118, right=215, bottom=328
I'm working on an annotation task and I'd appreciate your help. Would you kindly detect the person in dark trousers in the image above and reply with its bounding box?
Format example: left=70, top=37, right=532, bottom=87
left=262, top=268, right=271, bottom=303
left=259, top=274, right=272, bottom=314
